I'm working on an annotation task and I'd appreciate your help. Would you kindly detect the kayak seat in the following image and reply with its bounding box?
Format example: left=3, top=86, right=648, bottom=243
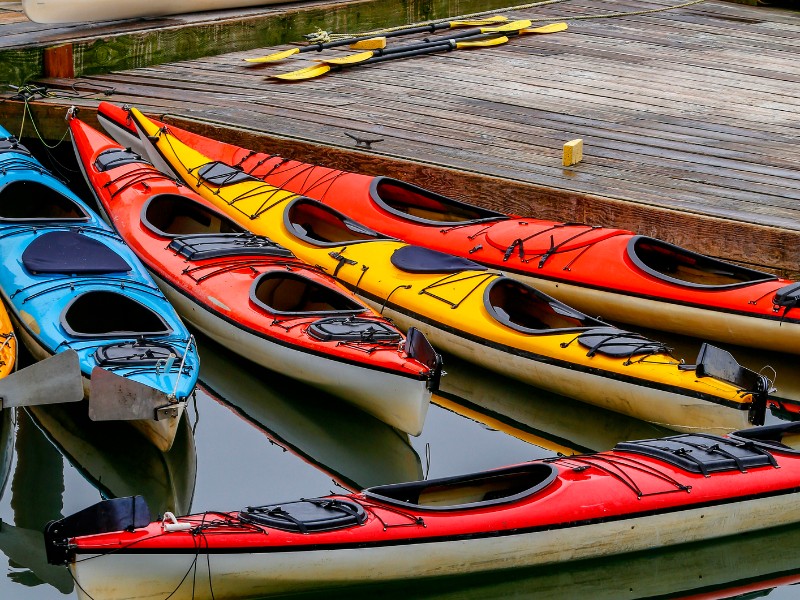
left=370, top=176, right=506, bottom=225
left=390, top=245, right=486, bottom=274
left=575, top=327, right=670, bottom=359
left=627, top=236, right=776, bottom=288
left=22, top=230, right=130, bottom=274
left=197, top=161, right=260, bottom=186
left=484, top=278, right=602, bottom=334
left=0, top=181, right=89, bottom=222
left=169, top=234, right=293, bottom=261
left=615, top=433, right=778, bottom=476
left=96, top=340, right=181, bottom=367
left=251, top=272, right=365, bottom=316
left=286, top=199, right=389, bottom=245
left=364, top=463, right=557, bottom=511
left=62, top=291, right=172, bottom=338
left=94, top=148, right=150, bottom=172
left=239, top=499, right=366, bottom=533
left=143, top=193, right=248, bottom=237
left=308, top=316, right=402, bottom=342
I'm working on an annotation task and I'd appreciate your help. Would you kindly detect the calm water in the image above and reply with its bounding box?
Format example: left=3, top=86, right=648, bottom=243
left=2, top=140, right=800, bottom=599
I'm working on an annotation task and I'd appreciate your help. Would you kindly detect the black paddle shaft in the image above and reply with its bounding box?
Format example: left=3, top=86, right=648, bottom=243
left=368, top=32, right=501, bottom=59
left=301, top=21, right=479, bottom=54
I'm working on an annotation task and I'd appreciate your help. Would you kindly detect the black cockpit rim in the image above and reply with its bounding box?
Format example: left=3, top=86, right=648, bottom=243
left=369, top=176, right=507, bottom=226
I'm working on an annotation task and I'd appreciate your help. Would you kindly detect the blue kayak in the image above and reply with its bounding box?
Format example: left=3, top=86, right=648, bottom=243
left=0, top=125, right=198, bottom=451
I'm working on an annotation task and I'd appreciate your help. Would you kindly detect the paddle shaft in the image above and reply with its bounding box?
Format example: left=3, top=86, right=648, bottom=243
left=336, top=38, right=494, bottom=69
left=362, top=33, right=502, bottom=60
left=298, top=20, right=497, bottom=55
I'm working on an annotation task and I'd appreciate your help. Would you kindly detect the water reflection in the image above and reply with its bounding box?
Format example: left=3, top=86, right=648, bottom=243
left=27, top=403, right=196, bottom=516
left=1, top=409, right=73, bottom=594
left=195, top=332, right=422, bottom=490
left=436, top=353, right=672, bottom=454
left=0, top=410, right=11, bottom=501
left=317, top=521, right=800, bottom=600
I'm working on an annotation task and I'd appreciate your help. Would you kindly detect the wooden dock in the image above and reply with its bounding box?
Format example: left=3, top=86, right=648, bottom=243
left=1, top=0, right=799, bottom=275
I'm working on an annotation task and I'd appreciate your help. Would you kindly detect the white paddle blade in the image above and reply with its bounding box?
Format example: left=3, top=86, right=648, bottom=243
left=88, top=367, right=172, bottom=422
left=0, top=350, right=83, bottom=409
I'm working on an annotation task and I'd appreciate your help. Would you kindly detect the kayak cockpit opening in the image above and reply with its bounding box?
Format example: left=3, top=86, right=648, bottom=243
left=484, top=277, right=605, bottom=334
left=286, top=198, right=392, bottom=246
left=370, top=177, right=507, bottom=225
left=143, top=195, right=293, bottom=260
left=251, top=272, right=366, bottom=316
left=61, top=291, right=172, bottom=338
left=143, top=194, right=245, bottom=236
left=0, top=180, right=89, bottom=222
left=364, top=463, right=557, bottom=511
left=627, top=236, right=777, bottom=288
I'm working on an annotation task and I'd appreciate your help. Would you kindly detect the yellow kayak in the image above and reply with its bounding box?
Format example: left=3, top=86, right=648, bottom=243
left=131, top=108, right=772, bottom=435
left=0, top=300, right=16, bottom=383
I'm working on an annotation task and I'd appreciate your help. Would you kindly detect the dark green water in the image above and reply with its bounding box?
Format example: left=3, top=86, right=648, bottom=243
left=2, top=140, right=800, bottom=599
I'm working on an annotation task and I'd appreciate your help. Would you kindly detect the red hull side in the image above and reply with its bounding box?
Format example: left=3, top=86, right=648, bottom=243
left=68, top=427, right=800, bottom=554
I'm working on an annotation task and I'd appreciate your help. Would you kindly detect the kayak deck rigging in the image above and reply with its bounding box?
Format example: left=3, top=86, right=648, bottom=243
left=11, top=276, right=163, bottom=302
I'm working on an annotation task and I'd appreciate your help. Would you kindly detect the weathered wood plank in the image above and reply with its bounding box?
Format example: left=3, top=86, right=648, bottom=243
left=2, top=0, right=800, bottom=277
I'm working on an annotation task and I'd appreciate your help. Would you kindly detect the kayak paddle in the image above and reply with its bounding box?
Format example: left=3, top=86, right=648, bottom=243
left=273, top=36, right=509, bottom=81
left=337, top=21, right=567, bottom=65
left=246, top=15, right=509, bottom=64
left=272, top=22, right=567, bottom=81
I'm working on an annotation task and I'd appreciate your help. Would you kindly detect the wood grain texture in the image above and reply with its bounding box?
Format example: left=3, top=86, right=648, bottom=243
left=1, top=0, right=798, bottom=276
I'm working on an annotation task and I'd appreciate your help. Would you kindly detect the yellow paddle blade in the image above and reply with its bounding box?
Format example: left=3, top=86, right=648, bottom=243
left=245, top=47, right=300, bottom=63
left=449, top=16, right=508, bottom=27
left=520, top=22, right=569, bottom=35
left=455, top=36, right=509, bottom=49
left=349, top=37, right=387, bottom=50
left=481, top=19, right=532, bottom=33
left=317, top=51, right=375, bottom=65
left=272, top=64, right=332, bottom=81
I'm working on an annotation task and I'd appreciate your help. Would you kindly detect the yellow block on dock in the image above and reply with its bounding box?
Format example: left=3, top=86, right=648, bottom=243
left=563, top=139, right=583, bottom=166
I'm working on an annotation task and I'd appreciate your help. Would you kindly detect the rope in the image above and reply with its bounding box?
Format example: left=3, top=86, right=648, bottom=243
left=324, top=0, right=706, bottom=40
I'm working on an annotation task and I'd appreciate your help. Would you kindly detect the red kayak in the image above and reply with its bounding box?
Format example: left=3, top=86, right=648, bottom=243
left=45, top=421, right=800, bottom=599
left=69, top=112, right=441, bottom=436
left=97, top=102, right=800, bottom=354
